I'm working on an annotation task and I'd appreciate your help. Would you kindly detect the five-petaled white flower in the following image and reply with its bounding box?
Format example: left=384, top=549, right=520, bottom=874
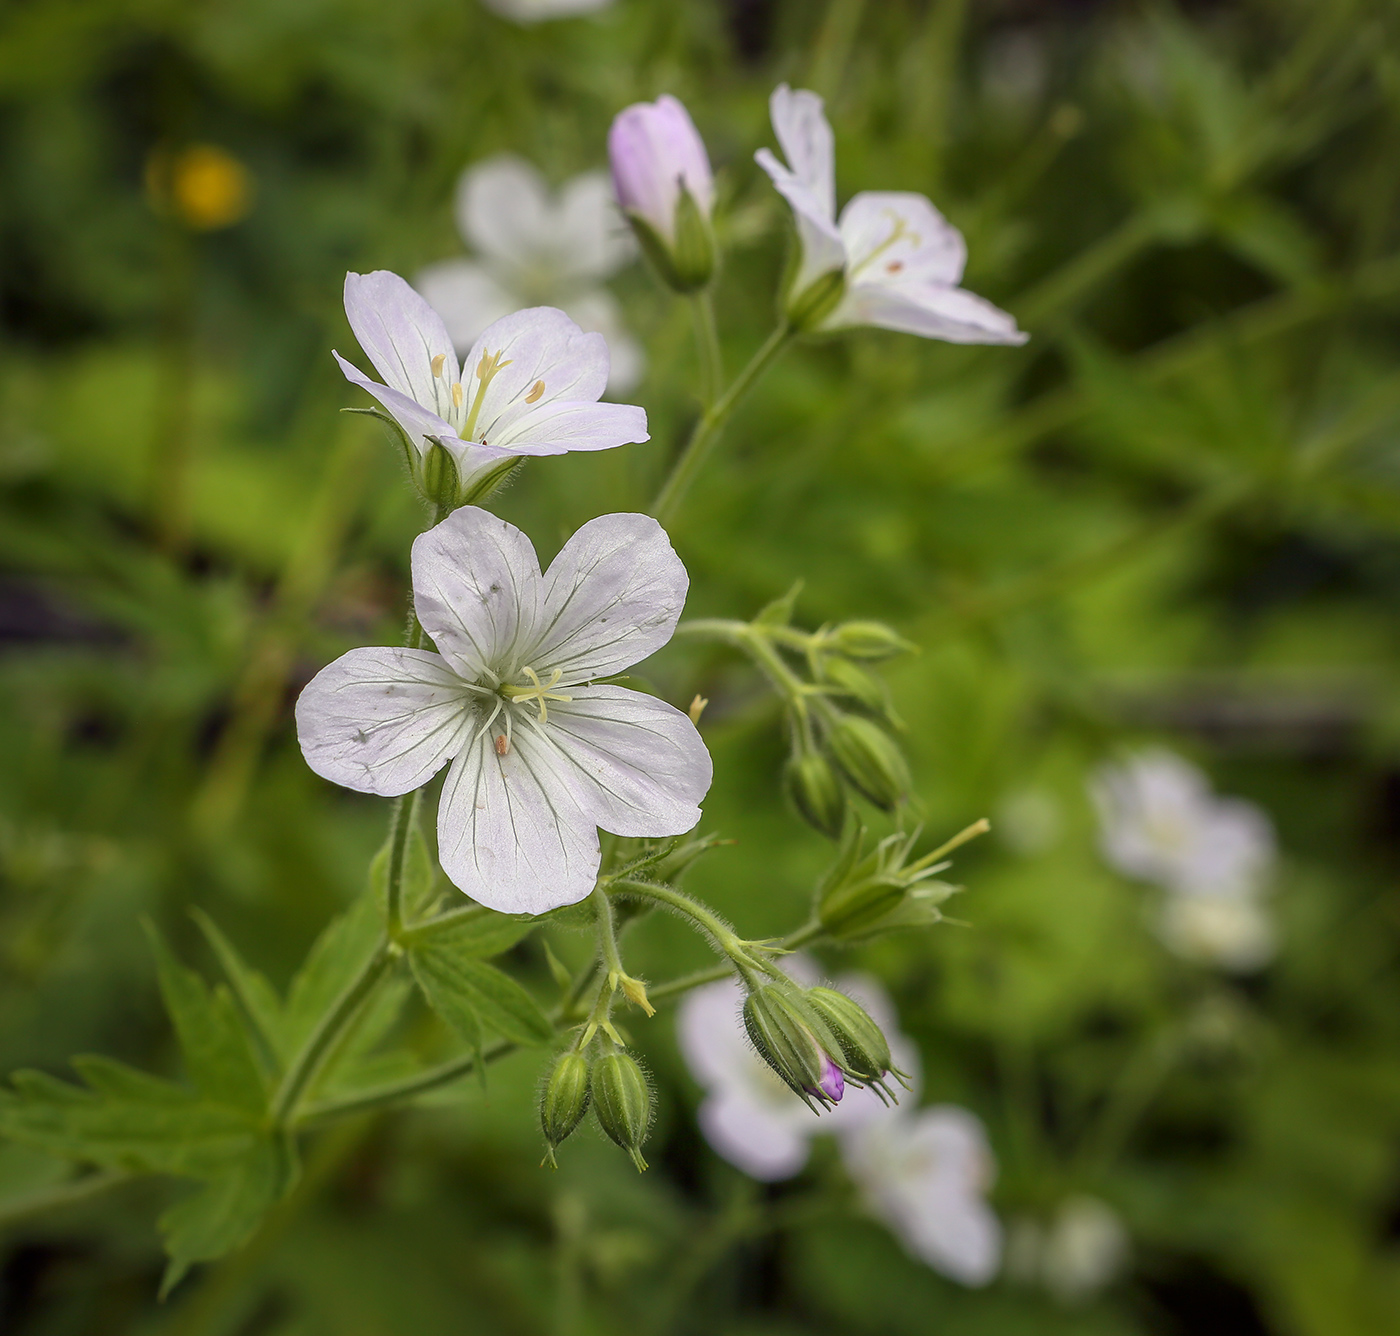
left=842, top=1105, right=1002, bottom=1287
left=755, top=84, right=1027, bottom=344
left=1090, top=749, right=1277, bottom=971
left=295, top=507, right=712, bottom=915
left=334, top=270, right=648, bottom=494
left=677, top=964, right=915, bottom=1182
left=416, top=156, right=644, bottom=394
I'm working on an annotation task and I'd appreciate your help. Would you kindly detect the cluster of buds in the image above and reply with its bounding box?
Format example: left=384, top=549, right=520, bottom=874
left=816, top=820, right=983, bottom=942
left=771, top=612, right=915, bottom=838
left=540, top=1045, right=654, bottom=1172
left=742, top=973, right=910, bottom=1110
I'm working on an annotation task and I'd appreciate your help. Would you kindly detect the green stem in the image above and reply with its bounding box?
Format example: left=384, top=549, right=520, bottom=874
left=383, top=788, right=424, bottom=941
left=651, top=323, right=794, bottom=526
left=269, top=942, right=396, bottom=1128
left=592, top=884, right=625, bottom=983
left=690, top=290, right=723, bottom=407
left=607, top=879, right=744, bottom=958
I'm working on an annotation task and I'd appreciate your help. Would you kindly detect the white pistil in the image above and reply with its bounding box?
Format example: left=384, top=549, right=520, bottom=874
left=500, top=666, right=572, bottom=723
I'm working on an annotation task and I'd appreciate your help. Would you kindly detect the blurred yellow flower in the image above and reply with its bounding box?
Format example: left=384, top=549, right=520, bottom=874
left=145, top=143, right=253, bottom=230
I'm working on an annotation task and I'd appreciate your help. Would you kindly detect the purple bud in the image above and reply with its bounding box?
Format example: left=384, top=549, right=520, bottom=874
left=814, top=1054, right=846, bottom=1104
left=608, top=95, right=714, bottom=244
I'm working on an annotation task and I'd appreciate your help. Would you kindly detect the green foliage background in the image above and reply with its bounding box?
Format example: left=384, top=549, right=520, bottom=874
left=3, top=0, right=1400, bottom=1331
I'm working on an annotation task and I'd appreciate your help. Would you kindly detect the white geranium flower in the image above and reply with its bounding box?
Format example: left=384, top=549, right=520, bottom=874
left=334, top=270, right=647, bottom=494
left=677, top=965, right=916, bottom=1182
left=1090, top=749, right=1278, bottom=970
left=754, top=84, right=1027, bottom=344
left=295, top=507, right=711, bottom=915
left=480, top=0, right=611, bottom=23
left=416, top=156, right=643, bottom=394
left=842, top=1105, right=1002, bottom=1286
left=1089, top=749, right=1275, bottom=897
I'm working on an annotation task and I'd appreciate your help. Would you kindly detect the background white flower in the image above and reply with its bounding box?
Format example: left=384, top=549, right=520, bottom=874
left=417, top=155, right=643, bottom=394
left=480, top=0, right=612, bottom=24
left=676, top=963, right=916, bottom=1181
left=295, top=507, right=711, bottom=914
left=1005, top=1196, right=1129, bottom=1303
left=755, top=84, right=1027, bottom=344
left=842, top=1105, right=1002, bottom=1286
left=1090, top=749, right=1278, bottom=970
left=334, top=270, right=647, bottom=494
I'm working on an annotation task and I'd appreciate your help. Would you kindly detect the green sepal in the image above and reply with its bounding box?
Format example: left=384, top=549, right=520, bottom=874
left=785, top=267, right=846, bottom=332
left=341, top=406, right=416, bottom=476
left=753, top=579, right=804, bottom=628
left=627, top=189, right=715, bottom=294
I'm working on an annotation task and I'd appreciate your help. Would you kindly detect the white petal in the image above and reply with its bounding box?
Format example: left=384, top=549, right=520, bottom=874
left=699, top=1089, right=814, bottom=1181
left=899, top=1185, right=1003, bottom=1285
left=529, top=513, right=688, bottom=681
left=333, top=351, right=460, bottom=460
left=411, top=508, right=541, bottom=680
left=769, top=85, right=835, bottom=220
left=829, top=281, right=1027, bottom=345
left=525, top=686, right=711, bottom=838
left=838, top=191, right=966, bottom=286
left=294, top=648, right=471, bottom=797
left=342, top=270, right=459, bottom=407
left=463, top=307, right=612, bottom=441
left=487, top=400, right=649, bottom=455
left=755, top=147, right=846, bottom=294
left=456, top=155, right=553, bottom=272
left=436, top=728, right=600, bottom=914
left=558, top=170, right=636, bottom=280
left=414, top=259, right=517, bottom=355
left=561, top=289, right=646, bottom=395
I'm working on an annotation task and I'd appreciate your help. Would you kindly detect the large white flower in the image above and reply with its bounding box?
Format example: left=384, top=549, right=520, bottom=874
left=295, top=508, right=711, bottom=915
left=677, top=966, right=916, bottom=1182
left=755, top=85, right=1027, bottom=344
left=334, top=270, right=647, bottom=493
left=842, top=1106, right=1002, bottom=1286
left=416, top=156, right=643, bottom=394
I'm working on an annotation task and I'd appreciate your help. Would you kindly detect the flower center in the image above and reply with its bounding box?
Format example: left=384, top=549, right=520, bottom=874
left=431, top=348, right=516, bottom=443
left=499, top=666, right=572, bottom=724
left=848, top=210, right=920, bottom=279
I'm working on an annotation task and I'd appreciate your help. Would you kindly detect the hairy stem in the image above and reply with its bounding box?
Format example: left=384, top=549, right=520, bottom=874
left=383, top=788, right=424, bottom=941
left=651, top=323, right=794, bottom=526
left=690, top=290, right=723, bottom=407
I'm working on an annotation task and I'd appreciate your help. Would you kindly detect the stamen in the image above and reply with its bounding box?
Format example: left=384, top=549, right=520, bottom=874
left=495, top=734, right=510, bottom=756
left=525, top=379, right=545, bottom=404
left=462, top=348, right=515, bottom=440
left=499, top=666, right=572, bottom=723
left=452, top=382, right=463, bottom=408
left=431, top=353, right=446, bottom=378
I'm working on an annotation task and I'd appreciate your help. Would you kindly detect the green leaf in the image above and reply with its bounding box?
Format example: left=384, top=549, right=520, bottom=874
left=145, top=923, right=267, bottom=1115
left=409, top=947, right=552, bottom=1047
left=158, top=1134, right=294, bottom=1298
left=0, top=1060, right=258, bottom=1178
left=407, top=905, right=534, bottom=959
left=190, top=909, right=285, bottom=1073
left=369, top=824, right=438, bottom=922
left=282, top=893, right=383, bottom=1061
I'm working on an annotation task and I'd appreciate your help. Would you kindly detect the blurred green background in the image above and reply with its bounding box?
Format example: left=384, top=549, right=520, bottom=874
left=4, top=0, right=1400, bottom=1331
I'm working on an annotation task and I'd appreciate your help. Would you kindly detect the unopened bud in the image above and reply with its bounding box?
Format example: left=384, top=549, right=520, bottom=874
left=590, top=1051, right=653, bottom=1172
left=540, top=1051, right=592, bottom=1168
left=818, top=871, right=904, bottom=938
left=827, top=621, right=915, bottom=661
left=805, top=987, right=909, bottom=1099
left=785, top=267, right=846, bottom=332
left=742, top=983, right=846, bottom=1110
left=825, top=715, right=910, bottom=811
left=818, top=656, right=890, bottom=717
left=784, top=749, right=848, bottom=839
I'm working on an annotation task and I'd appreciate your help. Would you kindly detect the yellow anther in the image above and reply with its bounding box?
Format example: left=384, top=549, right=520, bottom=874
left=500, top=666, right=572, bottom=723
left=452, top=381, right=463, bottom=408
left=688, top=694, right=708, bottom=725
left=431, top=353, right=446, bottom=377
left=525, top=379, right=545, bottom=404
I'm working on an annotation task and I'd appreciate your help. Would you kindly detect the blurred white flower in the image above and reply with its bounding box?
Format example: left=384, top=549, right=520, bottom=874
left=755, top=84, right=1026, bottom=344
left=417, top=155, right=642, bottom=394
left=842, top=1105, right=1002, bottom=1286
left=480, top=0, right=612, bottom=23
left=676, top=964, right=915, bottom=1182
left=1089, top=749, right=1278, bottom=970
left=1007, top=1196, right=1129, bottom=1304
left=296, top=507, right=711, bottom=914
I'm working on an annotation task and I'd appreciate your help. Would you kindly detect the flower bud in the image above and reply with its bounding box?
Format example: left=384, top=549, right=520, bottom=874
left=784, top=748, right=848, bottom=839
left=785, top=267, right=846, bottom=332
left=590, top=1051, right=653, bottom=1172
left=827, top=621, right=916, bottom=662
left=825, top=715, right=910, bottom=811
left=609, top=96, right=715, bottom=293
left=817, top=869, right=905, bottom=938
left=817, top=656, right=890, bottom=717
left=540, top=1050, right=592, bottom=1168
left=742, top=983, right=845, bottom=1110
left=804, top=987, right=909, bottom=1099
left=417, top=439, right=462, bottom=512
